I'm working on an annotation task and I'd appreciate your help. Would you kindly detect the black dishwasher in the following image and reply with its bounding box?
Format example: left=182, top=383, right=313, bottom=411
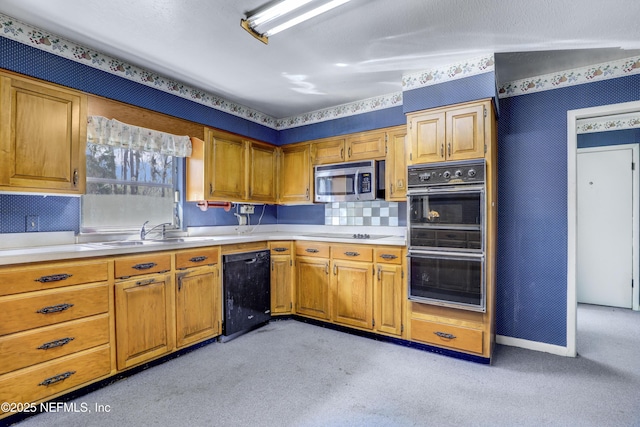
left=222, top=249, right=271, bottom=339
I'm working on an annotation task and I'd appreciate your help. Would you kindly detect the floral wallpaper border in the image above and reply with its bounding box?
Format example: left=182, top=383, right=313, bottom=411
left=577, top=112, right=640, bottom=134
left=1, top=12, right=640, bottom=133
left=497, top=55, right=640, bottom=98
left=401, top=54, right=495, bottom=91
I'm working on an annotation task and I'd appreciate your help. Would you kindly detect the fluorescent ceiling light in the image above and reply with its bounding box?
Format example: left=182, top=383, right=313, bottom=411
left=242, top=0, right=352, bottom=44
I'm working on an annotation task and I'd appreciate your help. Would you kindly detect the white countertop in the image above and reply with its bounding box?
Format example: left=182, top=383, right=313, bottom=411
left=0, top=225, right=406, bottom=266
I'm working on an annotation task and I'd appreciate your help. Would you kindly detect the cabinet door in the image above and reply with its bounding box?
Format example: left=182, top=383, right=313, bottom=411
left=332, top=260, right=373, bottom=329
left=271, top=254, right=292, bottom=314
left=346, top=130, right=386, bottom=160
left=312, top=138, right=345, bottom=164
left=115, top=274, right=174, bottom=370
left=295, top=257, right=330, bottom=320
left=0, top=75, right=86, bottom=193
left=407, top=111, right=445, bottom=165
left=249, top=142, right=277, bottom=202
left=279, top=144, right=312, bottom=203
left=446, top=103, right=485, bottom=161
left=176, top=266, right=220, bottom=348
left=385, top=127, right=407, bottom=201
left=375, top=264, right=403, bottom=336
left=208, top=133, right=245, bottom=200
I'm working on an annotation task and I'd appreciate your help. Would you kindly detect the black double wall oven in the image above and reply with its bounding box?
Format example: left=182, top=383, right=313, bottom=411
left=407, top=159, right=487, bottom=312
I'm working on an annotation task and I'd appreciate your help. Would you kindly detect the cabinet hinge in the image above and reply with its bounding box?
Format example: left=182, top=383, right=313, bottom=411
left=290, top=301, right=293, bottom=309
left=409, top=121, right=412, bottom=130
left=632, top=162, right=635, bottom=171
left=385, top=134, right=388, bottom=142
left=410, top=153, right=413, bottom=161
left=401, top=323, right=404, bottom=333
left=632, top=279, right=635, bottom=288
left=484, top=106, right=487, bottom=117
left=372, top=319, right=375, bottom=327
left=290, top=259, right=292, bottom=266
left=401, top=269, right=404, bottom=279
left=484, top=144, right=487, bottom=154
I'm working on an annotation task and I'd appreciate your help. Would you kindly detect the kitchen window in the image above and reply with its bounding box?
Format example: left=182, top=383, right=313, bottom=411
left=81, top=117, right=191, bottom=233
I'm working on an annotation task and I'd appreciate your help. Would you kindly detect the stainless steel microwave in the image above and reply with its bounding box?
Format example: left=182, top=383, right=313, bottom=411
left=314, top=160, right=385, bottom=203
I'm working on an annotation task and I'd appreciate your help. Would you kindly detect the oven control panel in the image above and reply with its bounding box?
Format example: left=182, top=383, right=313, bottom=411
left=408, top=159, right=485, bottom=187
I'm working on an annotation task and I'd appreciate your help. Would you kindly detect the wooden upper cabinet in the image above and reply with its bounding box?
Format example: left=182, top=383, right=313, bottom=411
left=312, top=137, right=345, bottom=164
left=209, top=130, right=246, bottom=200
left=278, top=143, right=312, bottom=204
left=248, top=141, right=277, bottom=203
left=407, top=99, right=490, bottom=165
left=0, top=73, right=87, bottom=194
left=385, top=126, right=407, bottom=201
left=346, top=130, right=386, bottom=161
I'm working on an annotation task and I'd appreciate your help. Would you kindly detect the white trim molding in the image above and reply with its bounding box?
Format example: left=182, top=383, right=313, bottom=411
left=496, top=335, right=572, bottom=357
left=567, top=100, right=640, bottom=358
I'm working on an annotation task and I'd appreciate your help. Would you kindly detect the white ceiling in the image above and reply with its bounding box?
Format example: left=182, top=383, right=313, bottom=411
left=1, top=0, right=639, bottom=119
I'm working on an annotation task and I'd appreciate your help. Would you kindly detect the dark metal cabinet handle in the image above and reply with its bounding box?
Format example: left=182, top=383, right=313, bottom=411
left=72, top=169, right=79, bottom=187
left=440, top=144, right=444, bottom=158
left=35, top=274, right=73, bottom=283
left=38, top=337, right=75, bottom=350
left=305, top=248, right=319, bottom=253
left=39, top=371, right=76, bottom=386
left=325, top=263, right=329, bottom=275
left=434, top=331, right=456, bottom=340
left=380, top=254, right=398, bottom=260
left=136, top=278, right=155, bottom=287
left=344, top=251, right=360, bottom=257
left=189, top=256, right=208, bottom=263
left=132, top=262, right=156, bottom=270
left=209, top=183, right=213, bottom=195
left=447, top=142, right=452, bottom=157
left=272, top=247, right=287, bottom=252
left=36, top=303, right=74, bottom=314
left=377, top=266, right=381, bottom=280
left=333, top=264, right=337, bottom=275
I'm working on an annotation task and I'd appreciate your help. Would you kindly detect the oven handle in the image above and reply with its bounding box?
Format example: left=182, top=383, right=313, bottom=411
left=407, top=184, right=485, bottom=195
left=354, top=169, right=360, bottom=200
left=408, top=250, right=485, bottom=260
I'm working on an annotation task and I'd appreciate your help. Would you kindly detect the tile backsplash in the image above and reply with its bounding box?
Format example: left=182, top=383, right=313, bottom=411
left=325, top=201, right=402, bottom=226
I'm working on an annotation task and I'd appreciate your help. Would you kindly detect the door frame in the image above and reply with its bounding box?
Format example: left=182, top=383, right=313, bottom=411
left=576, top=143, right=639, bottom=309
left=567, top=100, right=640, bottom=357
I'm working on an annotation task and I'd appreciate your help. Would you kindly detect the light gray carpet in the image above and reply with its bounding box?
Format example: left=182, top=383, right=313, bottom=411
left=10, top=304, right=640, bottom=426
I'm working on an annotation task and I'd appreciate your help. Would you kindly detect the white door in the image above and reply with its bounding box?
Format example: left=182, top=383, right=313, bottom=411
left=577, top=146, right=634, bottom=308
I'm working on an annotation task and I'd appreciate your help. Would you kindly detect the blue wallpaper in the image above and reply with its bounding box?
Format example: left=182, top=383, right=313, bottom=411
left=403, top=72, right=498, bottom=114
left=0, top=194, right=79, bottom=233
left=578, top=128, right=640, bottom=148
left=496, top=73, right=640, bottom=346
left=4, top=31, right=640, bottom=348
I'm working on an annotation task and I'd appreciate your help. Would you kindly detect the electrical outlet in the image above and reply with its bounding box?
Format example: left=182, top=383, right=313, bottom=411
left=26, top=215, right=39, bottom=232
left=240, top=205, right=255, bottom=214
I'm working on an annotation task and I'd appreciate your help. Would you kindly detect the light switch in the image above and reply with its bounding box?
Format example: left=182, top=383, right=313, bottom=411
left=26, top=215, right=39, bottom=232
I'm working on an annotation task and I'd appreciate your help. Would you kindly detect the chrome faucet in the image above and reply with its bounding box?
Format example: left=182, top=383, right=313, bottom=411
left=140, top=221, right=172, bottom=240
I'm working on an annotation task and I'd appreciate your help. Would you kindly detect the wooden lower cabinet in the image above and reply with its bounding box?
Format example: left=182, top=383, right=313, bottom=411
left=375, top=263, right=403, bottom=336
left=175, top=265, right=220, bottom=348
left=114, top=273, right=175, bottom=370
left=332, top=260, right=373, bottom=329
left=270, top=242, right=293, bottom=315
left=295, top=256, right=330, bottom=320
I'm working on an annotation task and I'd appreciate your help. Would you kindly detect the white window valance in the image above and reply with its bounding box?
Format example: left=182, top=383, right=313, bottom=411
left=87, top=116, right=192, bottom=157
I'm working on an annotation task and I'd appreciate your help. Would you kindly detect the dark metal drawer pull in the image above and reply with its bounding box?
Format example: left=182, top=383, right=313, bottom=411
left=380, top=254, right=398, bottom=260
left=189, top=256, right=208, bottom=263
left=38, top=337, right=75, bottom=350
left=36, top=303, right=74, bottom=314
left=305, top=248, right=319, bottom=253
left=434, top=331, right=456, bottom=340
left=132, top=262, right=157, bottom=270
left=39, top=371, right=76, bottom=386
left=344, top=251, right=360, bottom=257
left=273, top=247, right=287, bottom=252
left=35, top=274, right=73, bottom=283
left=136, top=278, right=155, bottom=287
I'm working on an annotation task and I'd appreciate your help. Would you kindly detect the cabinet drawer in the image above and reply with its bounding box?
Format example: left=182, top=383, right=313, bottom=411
left=115, top=253, right=172, bottom=279
left=0, top=345, right=111, bottom=412
left=270, top=241, right=292, bottom=255
left=0, top=260, right=109, bottom=296
left=296, top=242, right=330, bottom=258
left=332, top=245, right=373, bottom=262
left=375, top=247, right=403, bottom=264
left=0, top=314, right=109, bottom=375
left=0, top=283, right=109, bottom=336
left=410, top=319, right=483, bottom=354
left=176, top=247, right=219, bottom=270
